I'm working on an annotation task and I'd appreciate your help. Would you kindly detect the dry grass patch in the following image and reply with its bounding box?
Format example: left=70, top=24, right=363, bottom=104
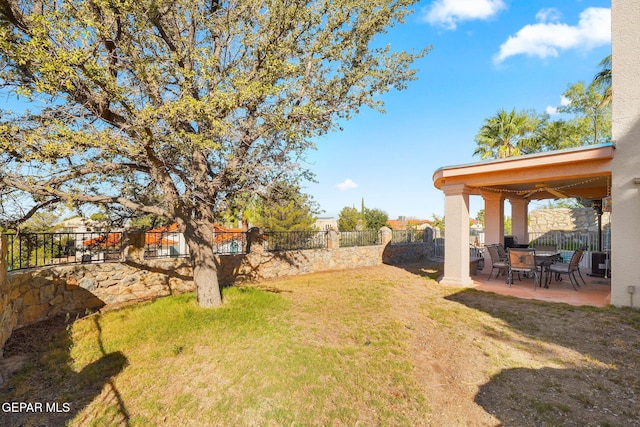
left=1, top=262, right=639, bottom=426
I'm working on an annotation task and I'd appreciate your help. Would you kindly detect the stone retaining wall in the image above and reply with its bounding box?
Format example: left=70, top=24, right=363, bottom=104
left=0, top=229, right=432, bottom=356
left=528, top=208, right=611, bottom=233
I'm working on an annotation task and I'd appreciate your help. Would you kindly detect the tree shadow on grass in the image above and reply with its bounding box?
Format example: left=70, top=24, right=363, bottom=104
left=446, top=289, right=640, bottom=426
left=389, top=259, right=443, bottom=281
left=0, top=314, right=129, bottom=427
left=215, top=249, right=308, bottom=286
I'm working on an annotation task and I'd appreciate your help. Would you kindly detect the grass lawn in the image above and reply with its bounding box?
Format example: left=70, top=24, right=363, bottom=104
left=1, top=262, right=639, bottom=426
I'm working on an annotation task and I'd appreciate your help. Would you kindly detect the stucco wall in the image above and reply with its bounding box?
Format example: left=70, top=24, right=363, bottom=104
left=0, top=232, right=431, bottom=356
left=611, top=0, right=640, bottom=307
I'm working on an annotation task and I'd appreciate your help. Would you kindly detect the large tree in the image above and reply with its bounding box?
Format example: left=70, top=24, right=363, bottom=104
left=363, top=207, right=388, bottom=230
left=337, top=206, right=362, bottom=231
left=558, top=81, right=611, bottom=146
left=243, top=182, right=319, bottom=232
left=0, top=0, right=426, bottom=307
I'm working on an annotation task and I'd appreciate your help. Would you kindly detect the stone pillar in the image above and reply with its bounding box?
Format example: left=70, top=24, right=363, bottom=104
left=481, top=191, right=504, bottom=274
left=509, top=198, right=529, bottom=245
left=423, top=226, right=434, bottom=258
left=327, top=228, right=340, bottom=250
left=246, top=227, right=265, bottom=254
left=440, top=184, right=473, bottom=286
left=379, top=227, right=392, bottom=246
left=611, top=0, right=640, bottom=306
left=123, top=231, right=146, bottom=263
left=423, top=226, right=433, bottom=243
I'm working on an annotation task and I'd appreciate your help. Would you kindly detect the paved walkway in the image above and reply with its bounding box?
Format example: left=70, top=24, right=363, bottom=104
left=468, top=269, right=611, bottom=307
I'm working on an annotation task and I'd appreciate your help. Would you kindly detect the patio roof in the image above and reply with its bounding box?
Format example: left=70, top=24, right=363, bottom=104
left=433, top=143, right=615, bottom=201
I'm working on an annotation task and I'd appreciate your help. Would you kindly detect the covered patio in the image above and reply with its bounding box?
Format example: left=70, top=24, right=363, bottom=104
left=458, top=267, right=612, bottom=307
left=431, top=0, right=640, bottom=308
left=432, top=143, right=615, bottom=306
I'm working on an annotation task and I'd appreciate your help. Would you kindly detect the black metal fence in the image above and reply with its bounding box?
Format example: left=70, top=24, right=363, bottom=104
left=339, top=230, right=379, bottom=247
left=4, top=232, right=123, bottom=271
left=390, top=229, right=424, bottom=244
left=144, top=231, right=249, bottom=258
left=263, top=231, right=328, bottom=252
left=213, top=232, right=248, bottom=255
left=144, top=231, right=189, bottom=258
left=4, top=228, right=434, bottom=271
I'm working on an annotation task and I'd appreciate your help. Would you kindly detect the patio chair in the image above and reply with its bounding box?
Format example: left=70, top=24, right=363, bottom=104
left=486, top=244, right=508, bottom=280
left=507, top=248, right=540, bottom=290
left=495, top=243, right=508, bottom=261
left=548, top=248, right=586, bottom=291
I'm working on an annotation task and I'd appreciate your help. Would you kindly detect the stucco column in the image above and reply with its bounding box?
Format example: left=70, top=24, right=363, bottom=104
left=481, top=191, right=504, bottom=274
left=611, top=0, right=640, bottom=307
left=509, top=198, right=529, bottom=245
left=439, top=184, right=473, bottom=286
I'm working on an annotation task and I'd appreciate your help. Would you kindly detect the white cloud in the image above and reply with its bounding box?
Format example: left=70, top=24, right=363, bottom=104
left=494, top=7, right=611, bottom=64
left=546, top=96, right=572, bottom=115
left=336, top=179, right=358, bottom=191
left=422, top=0, right=506, bottom=30
left=535, top=8, right=562, bottom=23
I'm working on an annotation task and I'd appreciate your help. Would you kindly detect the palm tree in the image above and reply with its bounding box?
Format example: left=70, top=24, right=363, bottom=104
left=473, top=108, right=540, bottom=159
left=593, top=54, right=612, bottom=107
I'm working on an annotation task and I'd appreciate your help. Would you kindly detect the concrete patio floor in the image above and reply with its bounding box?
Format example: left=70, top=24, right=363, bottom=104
left=466, top=269, right=612, bottom=307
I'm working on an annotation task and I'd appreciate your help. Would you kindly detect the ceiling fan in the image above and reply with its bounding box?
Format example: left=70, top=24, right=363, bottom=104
left=520, top=183, right=568, bottom=199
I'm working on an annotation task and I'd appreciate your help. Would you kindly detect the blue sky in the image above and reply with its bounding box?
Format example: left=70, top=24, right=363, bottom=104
left=305, top=0, right=612, bottom=220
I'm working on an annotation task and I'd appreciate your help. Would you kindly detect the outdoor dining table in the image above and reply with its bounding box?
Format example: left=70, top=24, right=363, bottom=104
left=535, top=251, right=562, bottom=288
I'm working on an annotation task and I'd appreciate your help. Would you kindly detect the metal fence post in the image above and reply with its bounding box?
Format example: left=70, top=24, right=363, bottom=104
left=0, top=234, right=7, bottom=282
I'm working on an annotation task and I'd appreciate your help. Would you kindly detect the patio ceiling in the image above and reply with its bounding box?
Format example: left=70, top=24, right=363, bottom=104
left=433, top=143, right=614, bottom=202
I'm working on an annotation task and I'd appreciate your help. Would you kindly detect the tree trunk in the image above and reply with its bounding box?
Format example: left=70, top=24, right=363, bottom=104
left=183, top=220, right=223, bottom=307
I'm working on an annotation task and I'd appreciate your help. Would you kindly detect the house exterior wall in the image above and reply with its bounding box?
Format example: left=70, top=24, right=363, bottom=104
left=611, top=0, right=640, bottom=307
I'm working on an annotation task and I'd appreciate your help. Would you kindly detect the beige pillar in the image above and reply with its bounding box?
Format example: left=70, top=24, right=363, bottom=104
left=379, top=227, right=393, bottom=246
left=439, top=184, right=473, bottom=286
left=509, top=198, right=529, bottom=245
left=611, top=0, right=640, bottom=307
left=123, top=231, right=146, bottom=263
left=481, top=191, right=504, bottom=274
left=327, top=228, right=340, bottom=250
left=246, top=227, right=265, bottom=254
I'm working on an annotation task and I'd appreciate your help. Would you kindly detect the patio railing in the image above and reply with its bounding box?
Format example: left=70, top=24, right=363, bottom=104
left=529, top=231, right=607, bottom=269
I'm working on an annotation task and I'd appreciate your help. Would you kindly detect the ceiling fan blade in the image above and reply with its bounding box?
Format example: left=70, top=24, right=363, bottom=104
left=547, top=188, right=567, bottom=198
